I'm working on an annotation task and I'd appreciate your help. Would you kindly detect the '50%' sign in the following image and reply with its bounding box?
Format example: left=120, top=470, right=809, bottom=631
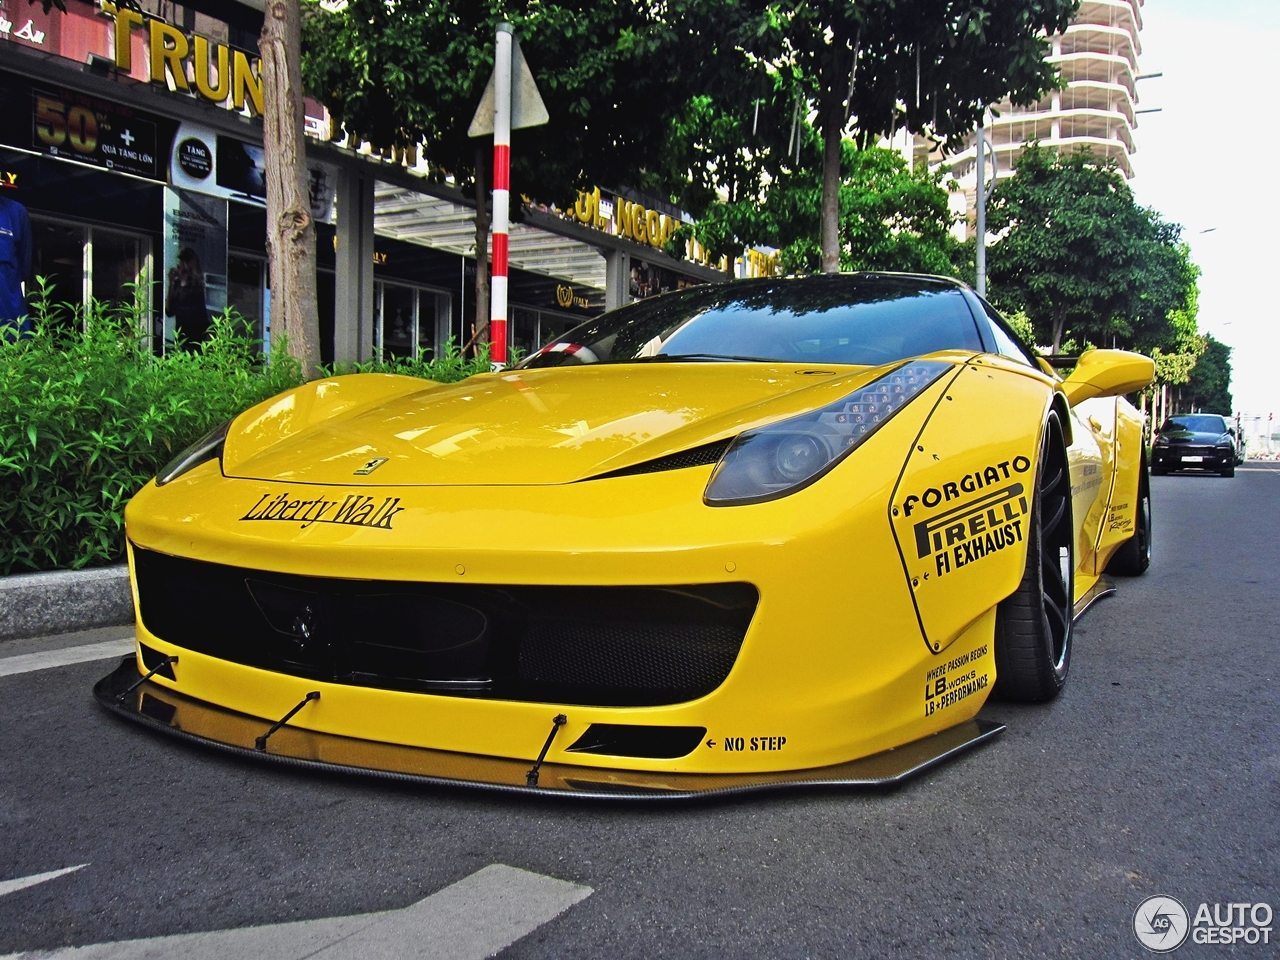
left=31, top=89, right=160, bottom=179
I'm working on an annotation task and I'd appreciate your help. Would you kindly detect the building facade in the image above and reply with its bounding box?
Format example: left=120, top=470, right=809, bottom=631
left=939, top=0, right=1146, bottom=236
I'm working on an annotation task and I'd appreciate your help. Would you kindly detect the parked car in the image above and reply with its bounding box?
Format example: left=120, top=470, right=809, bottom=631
left=1152, top=414, right=1239, bottom=477
left=98, top=274, right=1156, bottom=799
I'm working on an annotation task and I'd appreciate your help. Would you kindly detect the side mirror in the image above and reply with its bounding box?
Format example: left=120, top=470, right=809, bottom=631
left=1061, top=349, right=1155, bottom=406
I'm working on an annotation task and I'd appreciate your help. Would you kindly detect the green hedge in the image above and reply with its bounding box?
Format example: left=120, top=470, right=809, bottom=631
left=1, top=286, right=494, bottom=574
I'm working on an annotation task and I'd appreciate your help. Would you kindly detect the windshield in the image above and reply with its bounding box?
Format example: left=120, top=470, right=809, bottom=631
left=1163, top=415, right=1229, bottom=435
left=518, top=275, right=983, bottom=369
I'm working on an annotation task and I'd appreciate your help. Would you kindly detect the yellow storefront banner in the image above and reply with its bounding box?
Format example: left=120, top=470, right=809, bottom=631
left=100, top=1, right=263, bottom=116
left=570, top=187, right=779, bottom=278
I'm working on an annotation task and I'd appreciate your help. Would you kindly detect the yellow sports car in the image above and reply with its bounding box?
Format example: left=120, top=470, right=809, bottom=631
left=96, top=274, right=1155, bottom=798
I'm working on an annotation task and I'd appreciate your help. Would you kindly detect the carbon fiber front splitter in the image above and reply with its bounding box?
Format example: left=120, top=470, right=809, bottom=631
left=94, top=658, right=1004, bottom=801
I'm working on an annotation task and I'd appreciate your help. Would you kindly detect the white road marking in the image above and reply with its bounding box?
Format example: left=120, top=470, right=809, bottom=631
left=0, top=641, right=133, bottom=678
left=3, top=864, right=592, bottom=960
left=0, top=866, right=88, bottom=899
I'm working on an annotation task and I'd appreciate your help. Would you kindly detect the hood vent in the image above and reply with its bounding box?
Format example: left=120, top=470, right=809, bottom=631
left=587, top=439, right=732, bottom=481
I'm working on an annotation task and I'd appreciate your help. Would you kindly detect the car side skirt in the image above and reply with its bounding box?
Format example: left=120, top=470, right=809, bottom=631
left=94, top=657, right=1004, bottom=801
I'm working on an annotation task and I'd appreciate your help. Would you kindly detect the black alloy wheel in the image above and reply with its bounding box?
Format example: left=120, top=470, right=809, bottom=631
left=994, top=412, right=1075, bottom=702
left=1107, top=456, right=1152, bottom=576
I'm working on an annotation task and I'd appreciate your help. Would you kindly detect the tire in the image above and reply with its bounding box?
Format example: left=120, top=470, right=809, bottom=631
left=1220, top=464, right=1235, bottom=478
left=1107, top=457, right=1151, bottom=576
left=1151, top=464, right=1168, bottom=476
left=994, top=411, right=1074, bottom=703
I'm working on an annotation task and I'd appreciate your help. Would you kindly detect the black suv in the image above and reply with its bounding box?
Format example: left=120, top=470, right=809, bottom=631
left=1152, top=414, right=1241, bottom=477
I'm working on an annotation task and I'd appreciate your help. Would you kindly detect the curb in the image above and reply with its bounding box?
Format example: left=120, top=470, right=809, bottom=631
left=0, top=565, right=134, bottom=642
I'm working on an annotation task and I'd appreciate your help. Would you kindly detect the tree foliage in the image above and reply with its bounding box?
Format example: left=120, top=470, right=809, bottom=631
left=1150, top=252, right=1204, bottom=386
left=985, top=145, right=1194, bottom=354
left=744, top=0, right=1077, bottom=272
left=303, top=0, right=769, bottom=208
left=302, top=0, right=767, bottom=338
left=687, top=143, right=960, bottom=275
left=1183, top=334, right=1233, bottom=414
left=303, top=0, right=1079, bottom=288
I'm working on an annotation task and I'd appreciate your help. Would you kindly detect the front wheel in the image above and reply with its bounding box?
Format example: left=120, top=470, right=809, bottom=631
left=994, top=412, right=1074, bottom=703
left=1220, top=464, right=1235, bottom=478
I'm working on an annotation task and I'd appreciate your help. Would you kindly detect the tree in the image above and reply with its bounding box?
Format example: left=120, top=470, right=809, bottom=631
left=985, top=145, right=1194, bottom=354
left=688, top=143, right=961, bottom=275
left=1150, top=250, right=1204, bottom=387
left=303, top=0, right=767, bottom=344
left=261, top=0, right=321, bottom=376
left=755, top=0, right=1076, bottom=273
left=1183, top=335, right=1233, bottom=414
left=303, top=0, right=501, bottom=344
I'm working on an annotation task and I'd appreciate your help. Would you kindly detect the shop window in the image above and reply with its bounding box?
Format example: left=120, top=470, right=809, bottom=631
left=318, top=269, right=336, bottom=366
left=538, top=313, right=579, bottom=348
left=228, top=254, right=266, bottom=342
left=91, top=230, right=144, bottom=307
left=512, top=306, right=538, bottom=358
left=30, top=219, right=86, bottom=309
left=374, top=281, right=449, bottom=362
left=418, top=292, right=438, bottom=359
left=381, top=283, right=416, bottom=360
left=28, top=217, right=152, bottom=328
left=503, top=306, right=587, bottom=360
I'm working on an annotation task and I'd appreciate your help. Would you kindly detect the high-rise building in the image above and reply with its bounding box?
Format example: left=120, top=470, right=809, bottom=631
left=936, top=0, right=1147, bottom=236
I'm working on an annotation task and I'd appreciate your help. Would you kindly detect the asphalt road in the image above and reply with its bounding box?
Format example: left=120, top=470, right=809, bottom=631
left=1, top=466, right=1277, bottom=959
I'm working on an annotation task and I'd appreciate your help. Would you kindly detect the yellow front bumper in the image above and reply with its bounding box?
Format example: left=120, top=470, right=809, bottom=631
left=117, top=395, right=1004, bottom=782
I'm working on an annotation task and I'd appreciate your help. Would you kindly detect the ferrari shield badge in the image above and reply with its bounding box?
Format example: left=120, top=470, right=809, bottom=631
left=353, top=457, right=389, bottom=475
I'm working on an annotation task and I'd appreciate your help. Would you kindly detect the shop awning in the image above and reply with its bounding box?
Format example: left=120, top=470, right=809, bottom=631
left=374, top=184, right=607, bottom=291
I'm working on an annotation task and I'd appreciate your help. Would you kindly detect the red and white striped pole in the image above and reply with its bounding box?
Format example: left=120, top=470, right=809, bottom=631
left=489, top=22, right=513, bottom=369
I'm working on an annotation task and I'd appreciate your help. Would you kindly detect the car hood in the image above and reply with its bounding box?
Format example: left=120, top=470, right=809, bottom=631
left=1159, top=428, right=1230, bottom=445
left=221, top=361, right=931, bottom=486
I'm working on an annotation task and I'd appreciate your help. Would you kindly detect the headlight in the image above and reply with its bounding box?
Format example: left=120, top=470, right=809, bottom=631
left=1154, top=436, right=1168, bottom=445
left=705, top=360, right=953, bottom=506
left=156, top=420, right=230, bottom=486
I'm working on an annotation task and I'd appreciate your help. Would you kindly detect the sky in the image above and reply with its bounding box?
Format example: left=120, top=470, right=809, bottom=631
left=1129, top=0, right=1280, bottom=421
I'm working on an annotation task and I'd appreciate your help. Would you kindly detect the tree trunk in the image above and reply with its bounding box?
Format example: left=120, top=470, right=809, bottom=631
left=819, top=97, right=843, bottom=274
left=471, top=145, right=490, bottom=354
left=819, top=33, right=849, bottom=275
left=260, top=0, right=319, bottom=377
left=1051, top=306, right=1067, bottom=355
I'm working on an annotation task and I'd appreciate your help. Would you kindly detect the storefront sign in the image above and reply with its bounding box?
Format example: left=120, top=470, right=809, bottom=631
left=555, top=284, right=589, bottom=309
left=99, top=1, right=263, bottom=116
left=568, top=186, right=779, bottom=277
left=572, top=186, right=683, bottom=252
left=30, top=86, right=162, bottom=179
left=0, top=15, right=46, bottom=44
left=176, top=137, right=212, bottom=179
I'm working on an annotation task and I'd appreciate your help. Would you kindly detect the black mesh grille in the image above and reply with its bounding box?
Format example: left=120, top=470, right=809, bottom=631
left=131, top=546, right=756, bottom=707
left=590, top=440, right=731, bottom=480
left=521, top=621, right=741, bottom=693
